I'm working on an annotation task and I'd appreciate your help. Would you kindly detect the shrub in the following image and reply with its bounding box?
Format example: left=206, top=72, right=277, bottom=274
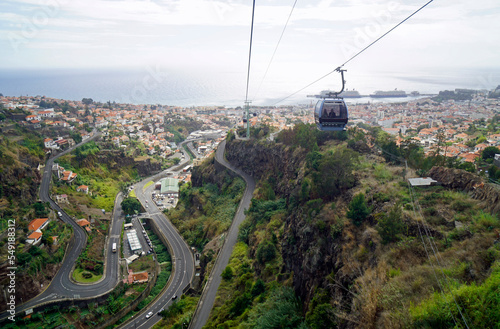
left=221, top=266, right=234, bottom=281
left=347, top=193, right=370, bottom=226
left=411, top=262, right=500, bottom=328
left=82, top=271, right=93, bottom=279
left=451, top=200, right=472, bottom=212
left=376, top=205, right=405, bottom=244
left=256, top=241, right=277, bottom=264
left=251, top=279, right=266, bottom=297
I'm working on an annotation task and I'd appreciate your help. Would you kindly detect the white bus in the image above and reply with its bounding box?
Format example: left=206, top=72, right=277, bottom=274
left=112, top=243, right=117, bottom=253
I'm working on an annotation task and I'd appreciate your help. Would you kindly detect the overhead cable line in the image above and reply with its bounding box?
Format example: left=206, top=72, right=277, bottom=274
left=375, top=143, right=471, bottom=328
left=272, top=0, right=435, bottom=105
left=253, top=0, right=299, bottom=100
left=245, top=0, right=257, bottom=103
left=412, top=189, right=472, bottom=329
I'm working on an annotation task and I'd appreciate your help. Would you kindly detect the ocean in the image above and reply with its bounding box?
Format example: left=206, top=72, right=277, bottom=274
left=0, top=67, right=498, bottom=107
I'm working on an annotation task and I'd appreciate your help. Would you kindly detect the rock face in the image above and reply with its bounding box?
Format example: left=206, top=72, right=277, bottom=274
left=80, top=150, right=162, bottom=176
left=225, top=138, right=306, bottom=196
left=134, top=157, right=162, bottom=176
left=0, top=165, right=41, bottom=203
left=225, top=139, right=351, bottom=310
left=428, top=166, right=500, bottom=214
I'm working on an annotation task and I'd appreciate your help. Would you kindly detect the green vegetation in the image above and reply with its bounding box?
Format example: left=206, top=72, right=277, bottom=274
left=347, top=193, right=370, bottom=226
left=243, top=287, right=307, bottom=329
left=164, top=118, right=204, bottom=142
left=200, top=123, right=500, bottom=328
left=136, top=224, right=172, bottom=311
left=482, top=146, right=500, bottom=161
left=376, top=204, right=405, bottom=244
left=54, top=141, right=140, bottom=213
left=121, top=197, right=142, bottom=215
left=75, top=233, right=104, bottom=278
left=166, top=159, right=245, bottom=250
left=157, top=295, right=199, bottom=328
left=144, top=180, right=154, bottom=190
left=411, top=261, right=500, bottom=328
left=73, top=268, right=102, bottom=283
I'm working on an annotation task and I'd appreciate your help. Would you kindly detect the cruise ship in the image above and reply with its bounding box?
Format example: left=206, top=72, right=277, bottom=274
left=369, top=89, right=407, bottom=98
left=339, top=90, right=362, bottom=98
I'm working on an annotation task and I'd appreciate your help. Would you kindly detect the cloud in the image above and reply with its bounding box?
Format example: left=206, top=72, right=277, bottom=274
left=0, top=0, right=498, bottom=77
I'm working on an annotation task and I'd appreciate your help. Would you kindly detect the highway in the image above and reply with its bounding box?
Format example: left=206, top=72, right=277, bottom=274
left=189, top=140, right=256, bottom=329
left=121, top=140, right=195, bottom=329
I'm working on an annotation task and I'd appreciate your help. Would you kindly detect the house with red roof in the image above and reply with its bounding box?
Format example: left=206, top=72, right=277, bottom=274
left=474, top=143, right=489, bottom=154
left=77, top=185, right=89, bottom=194
left=77, top=219, right=91, bottom=232
left=27, top=217, right=50, bottom=245
left=62, top=170, right=77, bottom=183
left=55, top=194, right=68, bottom=203
left=28, top=218, right=49, bottom=232
left=27, top=231, right=43, bottom=245
left=123, top=269, right=149, bottom=284
left=458, top=153, right=479, bottom=163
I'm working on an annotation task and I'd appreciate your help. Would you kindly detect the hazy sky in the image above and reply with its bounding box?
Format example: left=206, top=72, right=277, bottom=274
left=1, top=0, right=499, bottom=101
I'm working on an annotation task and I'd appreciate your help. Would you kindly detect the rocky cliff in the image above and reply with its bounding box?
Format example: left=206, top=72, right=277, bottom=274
left=224, top=139, right=352, bottom=309
left=80, top=150, right=162, bottom=177
left=428, top=166, right=500, bottom=214
left=225, top=138, right=307, bottom=196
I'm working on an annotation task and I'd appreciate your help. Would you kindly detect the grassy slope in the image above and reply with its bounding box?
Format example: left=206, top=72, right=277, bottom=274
left=201, top=126, right=500, bottom=329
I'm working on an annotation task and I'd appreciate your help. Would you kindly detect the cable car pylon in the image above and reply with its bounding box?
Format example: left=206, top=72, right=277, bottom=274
left=245, top=100, right=251, bottom=138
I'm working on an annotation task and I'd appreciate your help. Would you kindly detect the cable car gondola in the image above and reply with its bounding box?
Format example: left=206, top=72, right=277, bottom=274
left=309, top=68, right=349, bottom=131
left=314, top=98, right=348, bottom=131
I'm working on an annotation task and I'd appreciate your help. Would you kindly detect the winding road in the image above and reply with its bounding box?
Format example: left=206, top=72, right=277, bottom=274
left=2, top=133, right=253, bottom=329
left=14, top=132, right=124, bottom=310
left=0, top=132, right=122, bottom=322
left=189, top=140, right=256, bottom=329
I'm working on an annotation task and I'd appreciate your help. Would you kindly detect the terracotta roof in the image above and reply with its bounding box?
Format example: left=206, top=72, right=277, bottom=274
left=28, top=218, right=48, bottom=231
left=77, top=219, right=91, bottom=227
left=28, top=231, right=43, bottom=240
left=132, top=271, right=149, bottom=282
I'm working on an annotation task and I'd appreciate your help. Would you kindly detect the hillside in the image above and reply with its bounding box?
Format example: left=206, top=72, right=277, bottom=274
left=186, top=124, right=499, bottom=329
left=0, top=124, right=73, bottom=310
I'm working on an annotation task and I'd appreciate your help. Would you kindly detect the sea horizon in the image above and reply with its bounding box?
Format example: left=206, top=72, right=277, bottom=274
left=0, top=67, right=498, bottom=107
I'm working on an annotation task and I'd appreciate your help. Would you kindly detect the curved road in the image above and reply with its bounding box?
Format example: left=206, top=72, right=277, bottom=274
left=2, top=134, right=192, bottom=326
left=119, top=140, right=195, bottom=328
left=189, top=139, right=256, bottom=329
left=0, top=132, right=124, bottom=318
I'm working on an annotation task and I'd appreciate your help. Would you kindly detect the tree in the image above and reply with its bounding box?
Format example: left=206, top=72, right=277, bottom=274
left=121, top=197, right=142, bottom=215
left=312, top=147, right=358, bottom=201
left=33, top=202, right=49, bottom=217
left=82, top=98, right=93, bottom=105
left=376, top=205, right=404, bottom=244
left=347, top=193, right=370, bottom=226
left=245, top=287, right=306, bottom=329
left=221, top=266, right=233, bottom=281
left=256, top=241, right=277, bottom=264
left=482, top=146, right=500, bottom=160
left=251, top=279, right=266, bottom=297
